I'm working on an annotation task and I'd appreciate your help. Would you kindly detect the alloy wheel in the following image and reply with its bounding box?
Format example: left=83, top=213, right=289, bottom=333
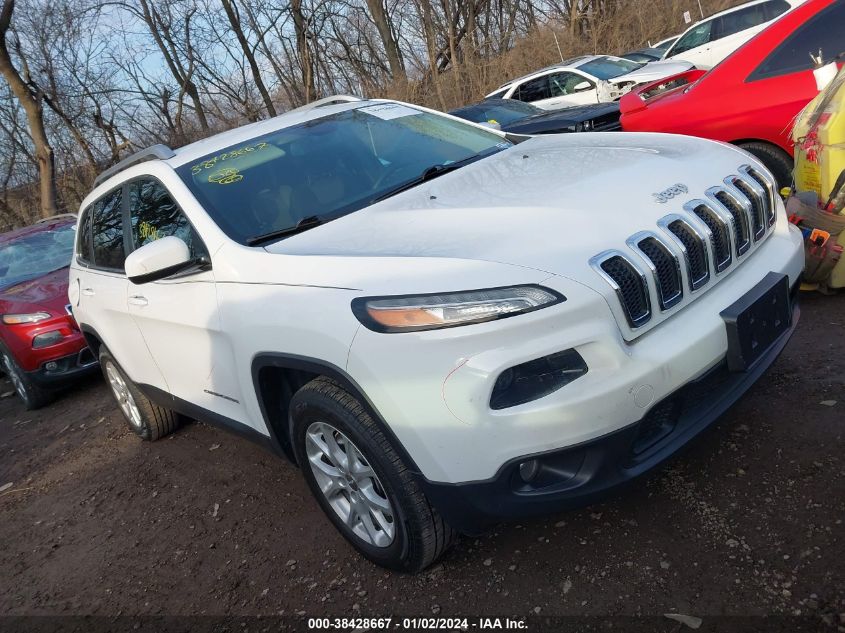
left=2, top=353, right=26, bottom=402
left=305, top=421, right=396, bottom=548
left=105, top=361, right=143, bottom=428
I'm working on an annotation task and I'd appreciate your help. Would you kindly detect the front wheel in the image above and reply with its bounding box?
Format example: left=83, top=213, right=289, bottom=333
left=99, top=347, right=181, bottom=441
left=0, top=344, right=51, bottom=410
left=290, top=377, right=456, bottom=572
left=737, top=141, right=793, bottom=190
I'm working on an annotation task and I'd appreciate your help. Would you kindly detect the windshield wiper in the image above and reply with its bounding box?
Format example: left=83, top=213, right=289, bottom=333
left=372, top=152, right=496, bottom=203
left=246, top=215, right=324, bottom=246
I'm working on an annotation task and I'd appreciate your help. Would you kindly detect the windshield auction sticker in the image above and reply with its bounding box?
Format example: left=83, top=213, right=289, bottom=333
left=359, top=103, right=422, bottom=120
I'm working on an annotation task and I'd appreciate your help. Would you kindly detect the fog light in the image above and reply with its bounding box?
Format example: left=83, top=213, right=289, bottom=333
left=45, top=361, right=59, bottom=371
left=32, top=331, right=63, bottom=349
left=519, top=459, right=540, bottom=483
left=490, top=349, right=588, bottom=410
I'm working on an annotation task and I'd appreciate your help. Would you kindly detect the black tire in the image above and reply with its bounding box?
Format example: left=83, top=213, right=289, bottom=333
left=737, top=141, right=794, bottom=190
left=99, top=347, right=181, bottom=441
left=290, top=377, right=456, bottom=572
left=0, top=343, right=52, bottom=410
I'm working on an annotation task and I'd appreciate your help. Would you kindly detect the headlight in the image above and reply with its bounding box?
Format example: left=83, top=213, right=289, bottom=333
left=2, top=312, right=51, bottom=325
left=352, top=285, right=564, bottom=333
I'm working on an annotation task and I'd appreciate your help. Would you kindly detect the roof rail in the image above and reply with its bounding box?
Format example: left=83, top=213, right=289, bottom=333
left=93, top=144, right=176, bottom=188
left=286, top=95, right=363, bottom=116
left=35, top=213, right=77, bottom=224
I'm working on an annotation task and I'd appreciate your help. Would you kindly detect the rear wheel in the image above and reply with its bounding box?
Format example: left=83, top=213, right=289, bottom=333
left=0, top=344, right=51, bottom=410
left=99, top=347, right=181, bottom=441
left=737, top=141, right=793, bottom=190
left=291, top=377, right=456, bottom=572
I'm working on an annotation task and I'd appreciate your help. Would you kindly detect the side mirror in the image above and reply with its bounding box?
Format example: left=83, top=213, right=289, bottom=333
left=573, top=81, right=593, bottom=93
left=125, top=236, right=201, bottom=284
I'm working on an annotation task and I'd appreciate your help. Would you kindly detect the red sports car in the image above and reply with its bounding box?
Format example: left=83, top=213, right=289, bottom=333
left=620, top=0, right=845, bottom=188
left=0, top=217, right=97, bottom=409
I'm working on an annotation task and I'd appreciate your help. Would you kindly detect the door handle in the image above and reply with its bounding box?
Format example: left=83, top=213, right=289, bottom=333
left=82, top=287, right=95, bottom=296
left=128, top=295, right=149, bottom=307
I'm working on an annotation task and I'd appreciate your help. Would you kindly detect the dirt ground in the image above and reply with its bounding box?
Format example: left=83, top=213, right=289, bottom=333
left=0, top=293, right=843, bottom=629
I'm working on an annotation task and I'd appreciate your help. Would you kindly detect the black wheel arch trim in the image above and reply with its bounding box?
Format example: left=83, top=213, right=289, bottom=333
left=250, top=352, right=425, bottom=476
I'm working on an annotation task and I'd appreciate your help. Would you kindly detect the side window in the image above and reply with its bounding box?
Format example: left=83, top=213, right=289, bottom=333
left=713, top=5, right=768, bottom=41
left=670, top=21, right=713, bottom=55
left=749, top=2, right=845, bottom=81
left=91, top=188, right=126, bottom=271
left=77, top=206, right=93, bottom=264
left=515, top=76, right=551, bottom=102
left=129, top=179, right=206, bottom=259
left=549, top=72, right=593, bottom=96
left=763, top=0, right=790, bottom=20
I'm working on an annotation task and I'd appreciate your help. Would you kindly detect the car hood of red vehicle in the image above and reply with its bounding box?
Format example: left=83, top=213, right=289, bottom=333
left=0, top=267, right=70, bottom=313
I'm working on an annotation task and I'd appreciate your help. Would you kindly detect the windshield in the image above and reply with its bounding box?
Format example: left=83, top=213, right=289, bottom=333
left=178, top=105, right=511, bottom=245
left=0, top=223, right=76, bottom=290
left=576, top=56, right=644, bottom=80
left=452, top=101, right=541, bottom=126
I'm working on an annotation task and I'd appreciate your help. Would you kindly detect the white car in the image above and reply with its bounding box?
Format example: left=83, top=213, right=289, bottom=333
left=485, top=55, right=694, bottom=109
left=662, top=0, right=803, bottom=69
left=69, top=97, right=804, bottom=572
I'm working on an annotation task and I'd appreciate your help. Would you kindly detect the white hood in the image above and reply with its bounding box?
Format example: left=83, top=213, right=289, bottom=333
left=264, top=132, right=755, bottom=290
left=610, top=59, right=695, bottom=85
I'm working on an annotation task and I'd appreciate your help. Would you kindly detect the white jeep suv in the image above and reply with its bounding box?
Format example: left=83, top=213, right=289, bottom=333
left=70, top=97, right=804, bottom=572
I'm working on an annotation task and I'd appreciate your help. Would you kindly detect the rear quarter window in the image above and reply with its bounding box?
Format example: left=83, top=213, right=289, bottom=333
left=748, top=1, right=845, bottom=81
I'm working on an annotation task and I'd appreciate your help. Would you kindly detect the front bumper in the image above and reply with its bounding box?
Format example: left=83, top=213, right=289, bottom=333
left=25, top=347, right=99, bottom=386
left=421, top=289, right=800, bottom=534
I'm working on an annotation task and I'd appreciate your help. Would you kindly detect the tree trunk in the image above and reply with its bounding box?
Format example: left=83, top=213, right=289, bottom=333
left=365, top=0, right=406, bottom=84
left=221, top=0, right=277, bottom=117
left=0, top=0, right=57, bottom=219
left=290, top=0, right=316, bottom=102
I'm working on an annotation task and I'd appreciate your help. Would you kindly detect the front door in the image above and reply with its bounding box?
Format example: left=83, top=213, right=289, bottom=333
left=123, top=177, right=244, bottom=423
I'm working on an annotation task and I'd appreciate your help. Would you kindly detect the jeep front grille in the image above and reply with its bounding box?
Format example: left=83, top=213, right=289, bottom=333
left=590, top=165, right=777, bottom=332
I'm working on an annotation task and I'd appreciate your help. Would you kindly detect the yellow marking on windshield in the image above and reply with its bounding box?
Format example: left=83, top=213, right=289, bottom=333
left=208, top=168, right=243, bottom=185
left=190, top=142, right=269, bottom=175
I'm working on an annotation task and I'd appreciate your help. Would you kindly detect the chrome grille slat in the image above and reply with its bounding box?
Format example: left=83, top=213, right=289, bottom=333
left=659, top=215, right=710, bottom=291
left=687, top=200, right=732, bottom=273
left=628, top=232, right=683, bottom=311
left=740, top=165, right=776, bottom=227
left=730, top=176, right=766, bottom=241
left=590, top=251, right=651, bottom=328
left=709, top=187, right=751, bottom=257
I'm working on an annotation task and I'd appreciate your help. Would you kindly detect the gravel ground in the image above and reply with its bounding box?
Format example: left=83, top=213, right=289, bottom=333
left=0, top=292, right=843, bottom=630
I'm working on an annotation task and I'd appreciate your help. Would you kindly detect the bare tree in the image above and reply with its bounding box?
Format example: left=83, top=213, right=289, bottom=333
left=0, top=0, right=58, bottom=218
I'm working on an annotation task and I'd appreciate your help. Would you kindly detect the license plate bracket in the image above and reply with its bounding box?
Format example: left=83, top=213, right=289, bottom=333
left=720, top=272, right=792, bottom=372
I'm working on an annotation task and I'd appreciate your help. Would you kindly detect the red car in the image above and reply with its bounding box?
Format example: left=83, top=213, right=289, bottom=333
left=620, top=0, right=845, bottom=188
left=0, top=217, right=97, bottom=409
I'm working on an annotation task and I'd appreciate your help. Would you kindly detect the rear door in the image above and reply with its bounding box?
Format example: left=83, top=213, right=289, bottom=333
left=123, top=177, right=244, bottom=422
